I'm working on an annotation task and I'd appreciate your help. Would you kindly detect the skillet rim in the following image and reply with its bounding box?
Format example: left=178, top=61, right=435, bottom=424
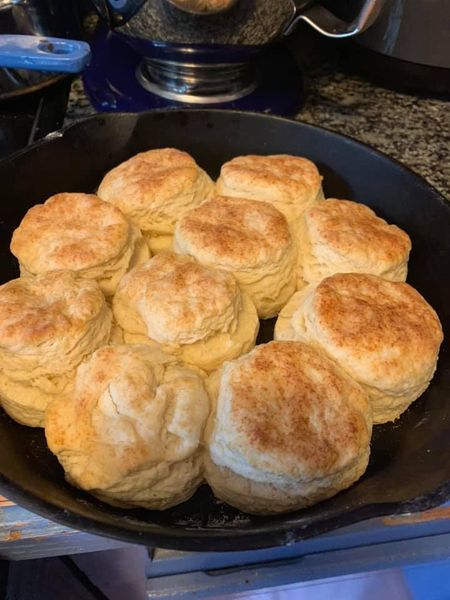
left=2, top=108, right=448, bottom=204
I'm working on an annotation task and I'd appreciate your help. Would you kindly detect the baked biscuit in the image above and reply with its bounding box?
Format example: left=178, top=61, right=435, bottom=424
left=296, top=199, right=411, bottom=289
left=275, top=273, right=443, bottom=424
left=10, top=193, right=149, bottom=296
left=174, top=196, right=297, bottom=318
left=113, top=252, right=259, bottom=371
left=97, top=148, right=214, bottom=253
left=215, top=154, right=324, bottom=226
left=205, top=341, right=372, bottom=515
left=45, top=344, right=210, bottom=510
left=0, top=272, right=112, bottom=427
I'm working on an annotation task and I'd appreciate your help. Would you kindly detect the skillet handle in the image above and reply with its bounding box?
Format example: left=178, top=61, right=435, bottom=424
left=284, top=0, right=386, bottom=38
left=0, top=35, right=91, bottom=73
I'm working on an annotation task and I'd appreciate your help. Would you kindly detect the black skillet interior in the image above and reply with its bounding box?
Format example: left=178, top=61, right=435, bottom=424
left=0, top=110, right=448, bottom=552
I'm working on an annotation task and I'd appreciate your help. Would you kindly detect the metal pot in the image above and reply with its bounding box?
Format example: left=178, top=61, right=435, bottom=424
left=356, top=0, right=450, bottom=70
left=0, top=0, right=90, bottom=101
left=90, top=0, right=385, bottom=104
left=350, top=0, right=450, bottom=93
left=95, top=0, right=385, bottom=49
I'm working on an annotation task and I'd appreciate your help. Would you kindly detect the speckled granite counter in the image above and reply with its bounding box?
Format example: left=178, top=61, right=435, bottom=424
left=65, top=66, right=449, bottom=198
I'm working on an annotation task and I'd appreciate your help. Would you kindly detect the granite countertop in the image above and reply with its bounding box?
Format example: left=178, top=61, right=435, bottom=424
left=65, top=66, right=449, bottom=198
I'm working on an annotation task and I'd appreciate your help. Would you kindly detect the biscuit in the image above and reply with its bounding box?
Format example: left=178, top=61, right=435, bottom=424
left=296, top=199, right=411, bottom=289
left=113, top=252, right=259, bottom=371
left=97, top=148, right=214, bottom=253
left=205, top=341, right=372, bottom=514
left=10, top=193, right=149, bottom=296
left=45, top=344, right=210, bottom=510
left=174, top=196, right=297, bottom=318
left=0, top=272, right=112, bottom=427
left=215, top=154, right=324, bottom=226
left=275, top=273, right=443, bottom=423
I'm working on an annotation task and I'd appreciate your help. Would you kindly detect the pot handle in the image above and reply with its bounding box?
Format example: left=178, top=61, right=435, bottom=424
left=284, top=0, right=386, bottom=38
left=0, top=35, right=91, bottom=73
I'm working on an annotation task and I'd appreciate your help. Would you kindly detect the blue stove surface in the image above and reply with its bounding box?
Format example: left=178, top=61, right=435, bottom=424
left=82, top=25, right=304, bottom=115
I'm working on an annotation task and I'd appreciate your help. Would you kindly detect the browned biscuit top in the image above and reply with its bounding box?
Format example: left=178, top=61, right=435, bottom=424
left=312, top=274, right=443, bottom=380
left=224, top=341, right=370, bottom=480
left=97, top=148, right=203, bottom=213
left=0, top=271, right=106, bottom=350
left=306, top=199, right=411, bottom=263
left=114, top=252, right=240, bottom=344
left=219, top=154, right=322, bottom=201
left=10, top=193, right=130, bottom=273
left=175, top=195, right=291, bottom=268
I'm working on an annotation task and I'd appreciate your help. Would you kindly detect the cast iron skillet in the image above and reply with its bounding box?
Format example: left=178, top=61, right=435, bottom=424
left=0, top=110, right=448, bottom=552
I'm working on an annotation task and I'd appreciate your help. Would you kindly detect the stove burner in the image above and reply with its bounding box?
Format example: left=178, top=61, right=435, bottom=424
left=82, top=25, right=304, bottom=115
left=136, top=57, right=259, bottom=103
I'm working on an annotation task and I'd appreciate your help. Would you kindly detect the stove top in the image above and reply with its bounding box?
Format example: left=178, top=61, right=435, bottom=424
left=0, top=74, right=72, bottom=160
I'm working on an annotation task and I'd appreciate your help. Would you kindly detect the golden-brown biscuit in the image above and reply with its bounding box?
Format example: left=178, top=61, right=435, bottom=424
left=10, top=193, right=149, bottom=296
left=215, top=154, right=324, bottom=226
left=113, top=252, right=259, bottom=371
left=275, top=273, right=443, bottom=423
left=45, top=344, right=210, bottom=510
left=205, top=341, right=372, bottom=515
left=174, top=196, right=297, bottom=318
left=0, top=272, right=112, bottom=427
left=296, top=199, right=411, bottom=289
left=97, top=148, right=214, bottom=253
